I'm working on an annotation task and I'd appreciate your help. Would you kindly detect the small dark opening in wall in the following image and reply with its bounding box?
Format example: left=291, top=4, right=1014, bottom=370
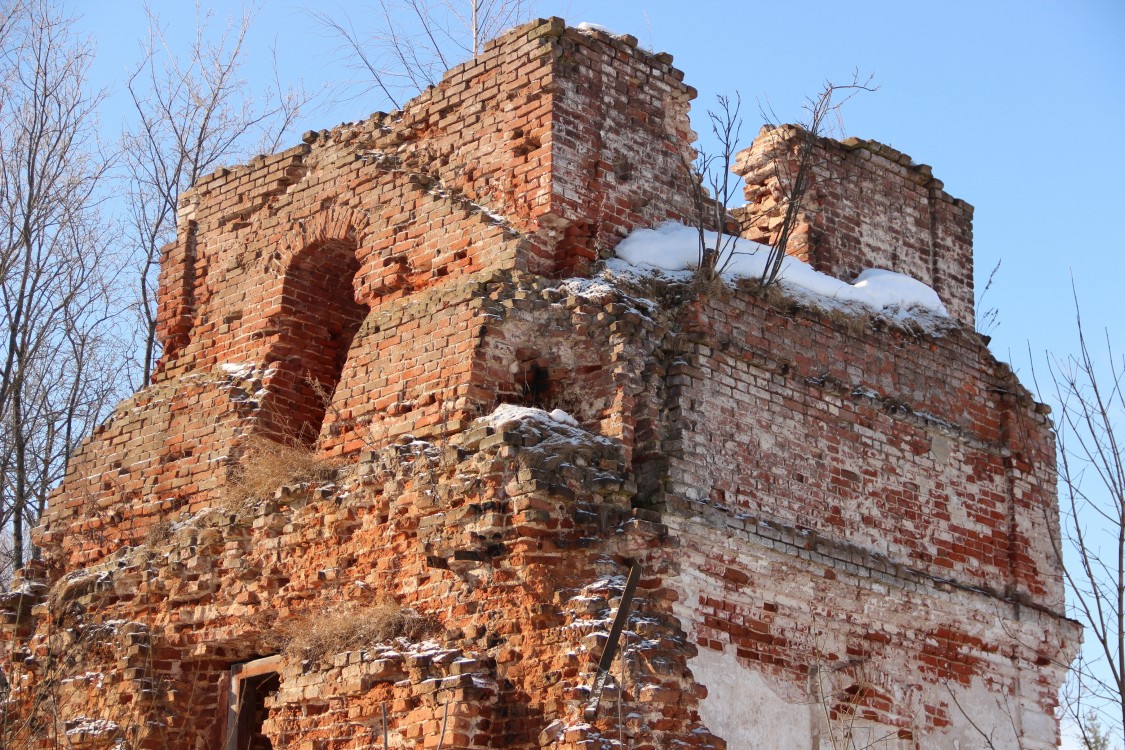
left=522, top=362, right=551, bottom=406
left=612, top=154, right=633, bottom=182
left=235, top=672, right=278, bottom=750
left=492, top=350, right=593, bottom=426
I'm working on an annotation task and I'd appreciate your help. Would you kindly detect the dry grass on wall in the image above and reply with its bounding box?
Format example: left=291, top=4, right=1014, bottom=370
left=223, top=435, right=340, bottom=511
left=281, top=603, right=434, bottom=663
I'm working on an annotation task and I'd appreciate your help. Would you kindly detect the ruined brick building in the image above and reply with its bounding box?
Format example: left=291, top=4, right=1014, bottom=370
left=0, top=18, right=1079, bottom=750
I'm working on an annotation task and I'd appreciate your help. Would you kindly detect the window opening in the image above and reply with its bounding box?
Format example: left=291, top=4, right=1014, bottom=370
left=521, top=362, right=551, bottom=406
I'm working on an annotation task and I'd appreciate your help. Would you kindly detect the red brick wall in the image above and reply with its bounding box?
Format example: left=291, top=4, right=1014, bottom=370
left=548, top=25, right=699, bottom=273
left=664, top=291, right=1061, bottom=607
left=49, top=18, right=702, bottom=569
left=651, top=289, right=1074, bottom=748
left=667, top=509, right=1072, bottom=749
left=318, top=279, right=488, bottom=454
left=5, top=405, right=723, bottom=750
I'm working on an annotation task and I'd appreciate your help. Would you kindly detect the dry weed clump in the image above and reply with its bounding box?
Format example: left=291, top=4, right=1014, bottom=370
left=282, top=603, right=432, bottom=662
left=143, top=518, right=173, bottom=546
left=223, top=435, right=339, bottom=511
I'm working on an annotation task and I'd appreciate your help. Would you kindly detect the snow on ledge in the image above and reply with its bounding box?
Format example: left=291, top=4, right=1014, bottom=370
left=576, top=21, right=617, bottom=36
left=611, top=222, right=950, bottom=323
left=65, top=717, right=122, bottom=737
left=478, top=404, right=621, bottom=451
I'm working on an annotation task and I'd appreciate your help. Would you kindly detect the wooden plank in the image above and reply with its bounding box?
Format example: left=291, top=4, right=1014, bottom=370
left=584, top=560, right=641, bottom=721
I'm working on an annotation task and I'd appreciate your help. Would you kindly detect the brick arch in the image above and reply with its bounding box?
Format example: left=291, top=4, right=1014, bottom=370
left=256, top=238, right=369, bottom=445
left=268, top=205, right=368, bottom=276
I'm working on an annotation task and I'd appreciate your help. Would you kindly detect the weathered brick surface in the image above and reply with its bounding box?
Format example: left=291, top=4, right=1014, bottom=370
left=3, top=410, right=720, bottom=749
left=666, top=509, right=1070, bottom=749
left=662, top=290, right=1061, bottom=607
left=1, top=17, right=1077, bottom=750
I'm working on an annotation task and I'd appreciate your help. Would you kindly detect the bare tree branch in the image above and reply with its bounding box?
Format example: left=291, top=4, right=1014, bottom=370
left=310, top=1, right=537, bottom=111
left=685, top=93, right=743, bottom=283
left=121, top=3, right=306, bottom=386
left=0, top=0, right=126, bottom=577
left=688, top=74, right=875, bottom=290
left=757, top=72, right=877, bottom=288
left=1032, top=287, right=1125, bottom=745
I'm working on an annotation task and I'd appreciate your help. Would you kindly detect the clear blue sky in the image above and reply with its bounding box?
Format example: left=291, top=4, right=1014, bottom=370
left=77, top=0, right=1125, bottom=383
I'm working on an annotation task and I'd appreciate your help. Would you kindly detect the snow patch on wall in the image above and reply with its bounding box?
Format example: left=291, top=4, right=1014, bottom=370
left=576, top=21, right=617, bottom=35
left=485, top=403, right=582, bottom=429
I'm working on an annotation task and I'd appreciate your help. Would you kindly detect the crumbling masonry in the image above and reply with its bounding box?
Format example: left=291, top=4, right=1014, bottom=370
left=1, top=18, right=1079, bottom=750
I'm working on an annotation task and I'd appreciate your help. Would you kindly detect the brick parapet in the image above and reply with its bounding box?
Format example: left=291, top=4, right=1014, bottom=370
left=734, top=124, right=976, bottom=326
left=547, top=24, right=699, bottom=271
left=157, top=18, right=698, bottom=378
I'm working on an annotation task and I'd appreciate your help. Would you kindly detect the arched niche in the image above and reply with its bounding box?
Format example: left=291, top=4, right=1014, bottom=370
left=256, top=239, right=369, bottom=445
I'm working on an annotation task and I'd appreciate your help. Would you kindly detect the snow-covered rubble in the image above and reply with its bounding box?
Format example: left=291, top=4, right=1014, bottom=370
left=486, top=404, right=580, bottom=429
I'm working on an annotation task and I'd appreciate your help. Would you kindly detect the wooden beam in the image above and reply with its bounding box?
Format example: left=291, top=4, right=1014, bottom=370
left=584, top=560, right=641, bottom=721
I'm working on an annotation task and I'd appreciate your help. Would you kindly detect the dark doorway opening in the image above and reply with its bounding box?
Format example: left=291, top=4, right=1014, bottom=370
left=224, top=655, right=281, bottom=750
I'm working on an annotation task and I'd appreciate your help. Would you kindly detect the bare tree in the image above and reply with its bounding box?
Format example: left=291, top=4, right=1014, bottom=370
left=122, top=4, right=304, bottom=385
left=0, top=0, right=126, bottom=576
left=754, top=73, right=876, bottom=288
left=1036, top=298, right=1125, bottom=747
left=688, top=75, right=875, bottom=289
left=686, top=93, right=743, bottom=282
left=0, top=1, right=22, bottom=95
left=311, top=0, right=538, bottom=110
